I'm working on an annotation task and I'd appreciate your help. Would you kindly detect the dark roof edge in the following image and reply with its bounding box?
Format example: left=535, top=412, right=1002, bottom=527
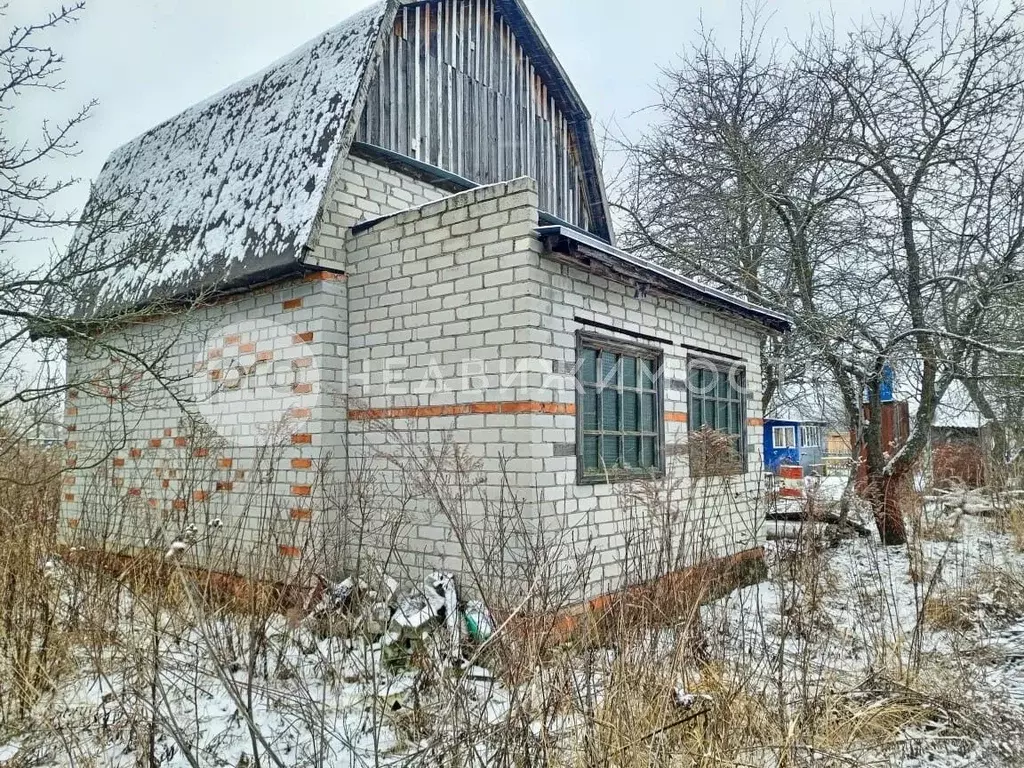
left=34, top=260, right=316, bottom=340
left=537, top=225, right=792, bottom=334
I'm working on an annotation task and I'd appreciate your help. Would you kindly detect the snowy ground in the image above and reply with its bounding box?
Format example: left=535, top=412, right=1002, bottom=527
left=3, top=483, right=1024, bottom=766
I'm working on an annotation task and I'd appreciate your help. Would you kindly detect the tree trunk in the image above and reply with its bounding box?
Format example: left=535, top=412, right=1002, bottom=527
left=867, top=470, right=909, bottom=545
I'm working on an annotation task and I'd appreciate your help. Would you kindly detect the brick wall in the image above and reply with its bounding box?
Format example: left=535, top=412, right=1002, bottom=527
left=306, top=154, right=449, bottom=271
left=61, top=154, right=447, bottom=578
left=60, top=275, right=347, bottom=576
left=341, top=174, right=769, bottom=599
left=525, top=257, right=767, bottom=595
left=342, top=177, right=549, bottom=587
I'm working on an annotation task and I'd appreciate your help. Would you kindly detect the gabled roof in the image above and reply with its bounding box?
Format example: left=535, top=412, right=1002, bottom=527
left=70, top=1, right=393, bottom=320
left=67, top=0, right=613, bottom=322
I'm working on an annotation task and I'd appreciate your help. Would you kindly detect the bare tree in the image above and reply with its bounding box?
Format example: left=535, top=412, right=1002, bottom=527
left=616, top=0, right=1024, bottom=543
left=0, top=4, right=206, bottom=484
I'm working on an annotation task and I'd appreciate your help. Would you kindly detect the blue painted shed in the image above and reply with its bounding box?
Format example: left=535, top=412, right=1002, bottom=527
left=763, top=418, right=826, bottom=474
left=764, top=383, right=831, bottom=475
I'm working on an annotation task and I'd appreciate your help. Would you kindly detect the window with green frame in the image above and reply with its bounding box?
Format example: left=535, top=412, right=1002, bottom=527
left=687, top=359, right=747, bottom=475
left=577, top=336, right=663, bottom=481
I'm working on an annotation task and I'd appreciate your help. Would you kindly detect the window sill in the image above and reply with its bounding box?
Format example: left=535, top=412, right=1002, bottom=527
left=577, top=469, right=665, bottom=486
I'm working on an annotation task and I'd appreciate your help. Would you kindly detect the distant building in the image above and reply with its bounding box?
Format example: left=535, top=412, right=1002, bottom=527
left=764, top=384, right=830, bottom=474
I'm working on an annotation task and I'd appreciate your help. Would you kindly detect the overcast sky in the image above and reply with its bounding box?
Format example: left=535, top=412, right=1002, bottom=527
left=9, top=0, right=905, bottom=258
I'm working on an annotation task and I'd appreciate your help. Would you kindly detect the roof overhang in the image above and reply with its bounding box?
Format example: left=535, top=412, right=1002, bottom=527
left=537, top=225, right=792, bottom=334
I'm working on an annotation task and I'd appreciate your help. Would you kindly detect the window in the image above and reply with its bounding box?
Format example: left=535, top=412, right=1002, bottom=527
left=773, top=426, right=797, bottom=449
left=688, top=359, right=747, bottom=475
left=800, top=425, right=823, bottom=448
left=577, top=335, right=663, bottom=482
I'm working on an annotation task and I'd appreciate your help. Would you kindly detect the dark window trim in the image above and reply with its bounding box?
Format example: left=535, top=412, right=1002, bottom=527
left=686, top=356, right=749, bottom=477
left=575, top=330, right=666, bottom=485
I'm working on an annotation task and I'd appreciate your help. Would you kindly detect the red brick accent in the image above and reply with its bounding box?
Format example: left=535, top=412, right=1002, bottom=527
left=193, top=448, right=209, bottom=458
left=210, top=370, right=222, bottom=381
left=113, top=458, right=125, bottom=467
left=193, top=491, right=209, bottom=502
left=67, top=519, right=80, bottom=529
left=291, top=433, right=312, bottom=445
left=149, top=439, right=162, bottom=448
left=665, top=412, right=688, bottom=423
left=65, top=406, right=78, bottom=417
left=290, top=508, right=313, bottom=521
left=292, top=357, right=312, bottom=369
left=128, top=488, right=142, bottom=497
left=303, top=270, right=346, bottom=282
left=257, top=350, right=273, bottom=362
left=524, top=548, right=766, bottom=645
left=68, top=390, right=79, bottom=399
left=208, top=349, right=223, bottom=360
left=282, top=298, right=303, bottom=310
left=291, top=485, right=312, bottom=497
left=291, top=458, right=313, bottom=470
left=348, top=401, right=577, bottom=421
left=279, top=545, right=302, bottom=558
left=65, top=441, right=78, bottom=450
left=239, top=342, right=256, bottom=354
left=63, top=476, right=75, bottom=486
left=174, top=437, right=188, bottom=448
left=66, top=458, right=77, bottom=468
left=164, top=428, right=173, bottom=437
left=216, top=481, right=233, bottom=492
left=162, top=480, right=171, bottom=489
left=173, top=499, right=187, bottom=511
left=148, top=498, right=159, bottom=508
left=218, top=458, right=233, bottom=469
left=129, top=448, right=142, bottom=459
left=747, top=417, right=764, bottom=426
left=224, top=334, right=241, bottom=345
left=292, top=383, right=313, bottom=394
left=67, top=425, right=77, bottom=432
left=289, top=407, right=311, bottom=420
left=111, top=478, right=123, bottom=487
left=64, top=494, right=75, bottom=503
left=293, top=332, right=314, bottom=343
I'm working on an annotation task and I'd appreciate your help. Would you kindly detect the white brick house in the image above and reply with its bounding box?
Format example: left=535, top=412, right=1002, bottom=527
left=60, top=0, right=790, bottom=599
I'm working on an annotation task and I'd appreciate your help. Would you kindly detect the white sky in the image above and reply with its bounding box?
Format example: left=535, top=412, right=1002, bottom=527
left=8, top=0, right=905, bottom=262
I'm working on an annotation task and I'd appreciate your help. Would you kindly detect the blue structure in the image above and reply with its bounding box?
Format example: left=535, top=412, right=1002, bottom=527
left=763, top=418, right=827, bottom=474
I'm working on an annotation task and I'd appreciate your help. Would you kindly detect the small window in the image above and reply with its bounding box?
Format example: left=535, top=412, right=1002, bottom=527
left=800, top=425, right=822, bottom=448
left=688, top=359, right=747, bottom=475
left=773, top=426, right=797, bottom=449
left=577, top=335, right=663, bottom=482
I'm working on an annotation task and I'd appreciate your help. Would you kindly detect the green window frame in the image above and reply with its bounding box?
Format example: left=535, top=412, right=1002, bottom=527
left=576, top=333, right=664, bottom=483
left=687, top=358, right=747, bottom=476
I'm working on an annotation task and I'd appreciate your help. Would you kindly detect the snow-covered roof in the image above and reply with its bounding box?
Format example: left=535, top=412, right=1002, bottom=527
left=914, top=381, right=988, bottom=430
left=69, top=1, right=393, bottom=319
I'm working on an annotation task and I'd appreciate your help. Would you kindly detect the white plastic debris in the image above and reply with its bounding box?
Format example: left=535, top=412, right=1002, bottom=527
left=392, top=572, right=459, bottom=631
left=164, top=540, right=190, bottom=561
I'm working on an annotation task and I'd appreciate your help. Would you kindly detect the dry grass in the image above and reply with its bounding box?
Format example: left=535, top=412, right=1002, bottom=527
left=2, top=437, right=1023, bottom=766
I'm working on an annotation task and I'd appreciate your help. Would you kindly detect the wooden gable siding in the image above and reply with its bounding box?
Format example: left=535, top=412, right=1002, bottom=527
left=356, top=0, right=593, bottom=233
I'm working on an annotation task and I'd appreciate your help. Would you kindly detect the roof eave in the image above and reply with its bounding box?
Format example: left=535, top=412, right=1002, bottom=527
left=537, top=225, right=792, bottom=334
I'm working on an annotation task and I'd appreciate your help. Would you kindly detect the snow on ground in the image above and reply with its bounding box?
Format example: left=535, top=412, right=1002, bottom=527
left=4, top=480, right=1024, bottom=766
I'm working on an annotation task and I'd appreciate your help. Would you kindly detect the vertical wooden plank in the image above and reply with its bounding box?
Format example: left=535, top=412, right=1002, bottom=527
left=447, top=0, right=455, bottom=172
left=388, top=28, right=397, bottom=151
left=414, top=5, right=422, bottom=157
